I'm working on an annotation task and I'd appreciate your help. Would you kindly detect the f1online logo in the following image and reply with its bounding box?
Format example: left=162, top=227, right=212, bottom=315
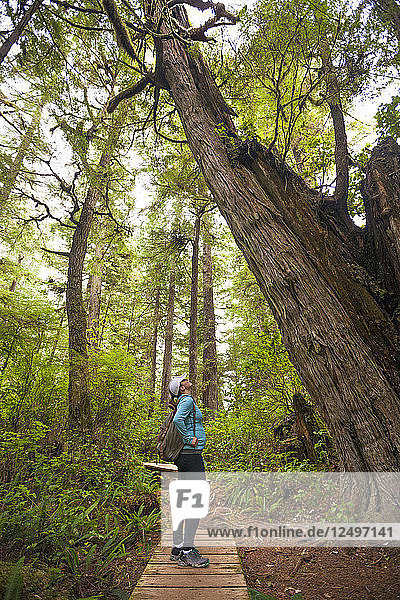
left=169, top=480, right=210, bottom=530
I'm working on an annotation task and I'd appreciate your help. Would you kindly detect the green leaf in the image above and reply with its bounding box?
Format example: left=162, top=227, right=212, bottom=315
left=248, top=588, right=278, bottom=600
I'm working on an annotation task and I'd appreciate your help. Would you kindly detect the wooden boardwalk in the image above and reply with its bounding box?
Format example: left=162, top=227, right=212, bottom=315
left=130, top=545, right=250, bottom=599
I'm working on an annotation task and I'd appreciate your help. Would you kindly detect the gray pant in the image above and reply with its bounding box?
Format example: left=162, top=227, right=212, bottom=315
left=172, top=452, right=205, bottom=548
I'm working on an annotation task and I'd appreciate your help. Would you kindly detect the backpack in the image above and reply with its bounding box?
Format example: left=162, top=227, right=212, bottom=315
left=156, top=396, right=196, bottom=462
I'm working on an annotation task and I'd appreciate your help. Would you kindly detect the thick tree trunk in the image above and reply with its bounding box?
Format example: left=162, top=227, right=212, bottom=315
left=362, top=137, right=400, bottom=324
left=0, top=103, right=42, bottom=207
left=161, top=265, right=176, bottom=406
left=189, top=214, right=200, bottom=399
left=67, top=116, right=122, bottom=435
left=0, top=0, right=43, bottom=65
left=202, top=238, right=218, bottom=411
left=153, top=4, right=400, bottom=470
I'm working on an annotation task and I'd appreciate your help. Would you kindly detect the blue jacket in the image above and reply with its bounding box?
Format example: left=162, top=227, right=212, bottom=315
left=173, top=394, right=206, bottom=451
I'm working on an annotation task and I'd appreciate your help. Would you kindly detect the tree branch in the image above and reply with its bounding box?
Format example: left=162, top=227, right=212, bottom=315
left=50, top=0, right=104, bottom=14
left=0, top=0, right=43, bottom=65
left=42, top=247, right=70, bottom=257
left=107, top=74, right=154, bottom=112
left=102, top=0, right=143, bottom=65
left=44, top=5, right=112, bottom=31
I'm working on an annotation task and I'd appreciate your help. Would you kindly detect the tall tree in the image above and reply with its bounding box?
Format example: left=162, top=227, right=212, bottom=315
left=318, top=23, right=350, bottom=214
left=0, top=101, right=43, bottom=208
left=67, top=110, right=124, bottom=435
left=87, top=236, right=106, bottom=350
left=148, top=285, right=161, bottom=400
left=102, top=0, right=400, bottom=470
left=202, top=233, right=218, bottom=411
left=189, top=212, right=200, bottom=399
left=161, top=263, right=176, bottom=406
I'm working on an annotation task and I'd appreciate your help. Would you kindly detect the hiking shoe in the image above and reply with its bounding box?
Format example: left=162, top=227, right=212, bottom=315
left=170, top=547, right=182, bottom=561
left=178, top=548, right=210, bottom=567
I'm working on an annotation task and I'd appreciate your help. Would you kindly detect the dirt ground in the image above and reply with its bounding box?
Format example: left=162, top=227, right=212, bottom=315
left=238, top=546, right=400, bottom=600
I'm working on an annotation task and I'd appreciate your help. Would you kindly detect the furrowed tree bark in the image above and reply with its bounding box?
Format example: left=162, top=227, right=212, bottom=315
left=202, top=237, right=218, bottom=411
left=293, top=392, right=323, bottom=464
left=161, top=264, right=176, bottom=406
left=189, top=213, right=200, bottom=399
left=67, top=115, right=122, bottom=436
left=0, top=0, right=43, bottom=65
left=361, top=137, right=400, bottom=325
left=147, top=2, right=400, bottom=470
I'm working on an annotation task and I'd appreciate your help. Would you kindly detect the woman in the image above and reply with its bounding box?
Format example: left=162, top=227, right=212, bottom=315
left=168, top=375, right=209, bottom=568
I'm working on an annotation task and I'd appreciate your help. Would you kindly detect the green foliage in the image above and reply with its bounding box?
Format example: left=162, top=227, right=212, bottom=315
left=0, top=433, right=159, bottom=598
left=347, top=145, right=371, bottom=223
left=248, top=588, right=304, bottom=600
left=3, top=557, right=24, bottom=600
left=0, top=290, right=68, bottom=431
left=0, top=558, right=68, bottom=600
left=375, top=96, right=400, bottom=140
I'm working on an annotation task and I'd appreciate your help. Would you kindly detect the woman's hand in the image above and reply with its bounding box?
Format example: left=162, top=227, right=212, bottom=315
left=191, top=436, right=198, bottom=446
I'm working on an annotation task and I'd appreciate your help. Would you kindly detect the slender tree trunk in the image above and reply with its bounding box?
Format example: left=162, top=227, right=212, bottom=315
left=150, top=3, right=400, bottom=470
left=99, top=293, right=112, bottom=348
left=127, top=299, right=135, bottom=353
left=1, top=333, right=18, bottom=379
left=202, top=238, right=218, bottom=411
left=148, top=287, right=161, bottom=397
left=67, top=114, right=123, bottom=436
left=49, top=306, right=66, bottom=364
left=9, top=255, right=24, bottom=292
left=87, top=240, right=106, bottom=350
left=189, top=214, right=200, bottom=399
left=0, top=103, right=42, bottom=207
left=161, top=265, right=176, bottom=406
left=0, top=0, right=43, bottom=64
left=319, top=38, right=350, bottom=214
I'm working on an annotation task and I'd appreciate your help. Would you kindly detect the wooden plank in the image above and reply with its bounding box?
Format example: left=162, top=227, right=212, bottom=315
left=157, top=546, right=237, bottom=554
left=146, top=563, right=242, bottom=574
left=151, top=556, right=240, bottom=564
left=131, top=588, right=249, bottom=599
left=130, top=543, right=249, bottom=600
left=138, top=574, right=246, bottom=587
left=143, top=462, right=178, bottom=471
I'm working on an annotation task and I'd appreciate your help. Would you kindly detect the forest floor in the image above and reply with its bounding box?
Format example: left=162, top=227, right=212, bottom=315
left=2, top=534, right=400, bottom=599
left=238, top=546, right=400, bottom=600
